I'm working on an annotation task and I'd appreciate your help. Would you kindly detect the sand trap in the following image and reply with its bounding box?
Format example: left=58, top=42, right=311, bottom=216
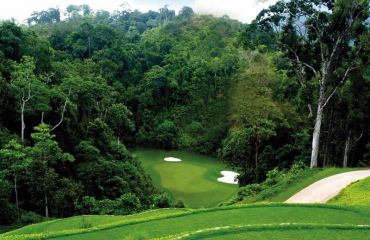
left=217, top=171, right=239, bottom=184
left=164, top=157, right=182, bottom=162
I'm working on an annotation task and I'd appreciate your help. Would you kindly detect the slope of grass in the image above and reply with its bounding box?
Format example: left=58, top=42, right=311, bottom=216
left=269, top=168, right=359, bottom=202
left=5, top=208, right=190, bottom=236
left=165, top=225, right=370, bottom=240
left=2, top=204, right=369, bottom=240
left=330, top=177, right=370, bottom=205
left=236, top=168, right=360, bottom=204
left=133, top=149, right=237, bottom=208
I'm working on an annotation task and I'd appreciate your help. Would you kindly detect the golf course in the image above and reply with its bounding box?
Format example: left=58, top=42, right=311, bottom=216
left=0, top=0, right=369, bottom=239
left=2, top=204, right=370, bottom=240
left=2, top=168, right=370, bottom=240
left=133, top=149, right=238, bottom=208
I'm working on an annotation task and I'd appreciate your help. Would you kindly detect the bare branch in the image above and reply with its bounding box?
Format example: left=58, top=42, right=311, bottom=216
left=286, top=45, right=318, bottom=76
left=322, top=66, right=357, bottom=109
left=352, top=130, right=364, bottom=146
left=51, top=88, right=71, bottom=131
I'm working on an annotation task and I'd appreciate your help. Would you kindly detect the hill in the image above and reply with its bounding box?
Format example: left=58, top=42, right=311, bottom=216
left=2, top=204, right=369, bottom=240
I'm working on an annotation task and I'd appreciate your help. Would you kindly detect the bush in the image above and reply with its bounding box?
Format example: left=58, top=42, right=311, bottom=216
left=114, top=193, right=141, bottom=215
left=75, top=196, right=98, bottom=214
left=236, top=183, right=264, bottom=201
left=232, top=162, right=308, bottom=204
left=0, top=200, right=16, bottom=225
left=174, top=200, right=185, bottom=208
left=20, top=212, right=43, bottom=224
left=76, top=194, right=142, bottom=216
left=153, top=193, right=172, bottom=208
left=265, top=168, right=283, bottom=186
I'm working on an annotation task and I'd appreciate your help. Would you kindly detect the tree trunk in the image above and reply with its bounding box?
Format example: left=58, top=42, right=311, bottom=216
left=255, top=136, right=259, bottom=168
left=14, top=172, right=19, bottom=220
left=21, top=102, right=25, bottom=143
left=343, top=131, right=351, bottom=168
left=45, top=194, right=49, bottom=218
left=311, top=103, right=323, bottom=168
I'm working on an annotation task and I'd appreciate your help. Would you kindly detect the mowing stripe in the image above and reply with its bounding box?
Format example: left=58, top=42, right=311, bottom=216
left=2, top=203, right=369, bottom=240
left=158, top=223, right=370, bottom=240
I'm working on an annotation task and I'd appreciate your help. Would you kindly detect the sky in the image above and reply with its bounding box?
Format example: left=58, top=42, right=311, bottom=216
left=0, top=0, right=277, bottom=23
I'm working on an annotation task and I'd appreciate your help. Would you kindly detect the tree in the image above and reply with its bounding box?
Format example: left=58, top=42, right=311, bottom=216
left=106, top=103, right=135, bottom=143
left=0, top=139, right=29, bottom=220
left=254, top=0, right=369, bottom=167
left=11, top=56, right=49, bottom=142
left=155, top=120, right=178, bottom=149
left=178, top=7, right=194, bottom=19
left=27, top=124, right=74, bottom=217
left=27, top=8, right=61, bottom=25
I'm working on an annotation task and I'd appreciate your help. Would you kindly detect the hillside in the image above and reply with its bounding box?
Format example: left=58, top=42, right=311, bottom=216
left=2, top=204, right=369, bottom=240
left=0, top=1, right=369, bottom=238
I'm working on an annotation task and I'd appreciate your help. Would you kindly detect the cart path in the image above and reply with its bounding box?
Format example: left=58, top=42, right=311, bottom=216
left=286, top=170, right=370, bottom=203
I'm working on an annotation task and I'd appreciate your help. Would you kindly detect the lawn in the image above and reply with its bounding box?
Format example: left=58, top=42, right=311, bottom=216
left=133, top=148, right=238, bottom=208
left=330, top=176, right=370, bottom=205
left=3, top=204, right=369, bottom=240
left=237, top=168, right=361, bottom=204
left=269, top=168, right=361, bottom=202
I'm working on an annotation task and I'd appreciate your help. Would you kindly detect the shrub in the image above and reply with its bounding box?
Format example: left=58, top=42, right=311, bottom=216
left=153, top=193, right=172, bottom=208
left=236, top=184, right=264, bottom=201
left=114, top=193, right=141, bottom=215
left=174, top=200, right=185, bottom=208
left=265, top=168, right=283, bottom=186
left=20, top=212, right=43, bottom=224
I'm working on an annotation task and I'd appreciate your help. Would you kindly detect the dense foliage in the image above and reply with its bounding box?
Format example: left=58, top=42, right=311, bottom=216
left=0, top=1, right=369, bottom=225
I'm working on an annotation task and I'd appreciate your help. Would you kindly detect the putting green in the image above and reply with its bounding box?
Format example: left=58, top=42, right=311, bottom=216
left=133, top=149, right=238, bottom=208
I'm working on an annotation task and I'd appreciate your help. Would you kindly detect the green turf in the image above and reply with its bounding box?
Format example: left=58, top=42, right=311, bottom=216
left=330, top=176, right=370, bottom=205
left=3, top=204, right=369, bottom=240
left=236, top=168, right=359, bottom=204
left=6, top=209, right=189, bottom=236
left=175, top=227, right=370, bottom=240
left=267, top=168, right=360, bottom=202
left=133, top=148, right=238, bottom=208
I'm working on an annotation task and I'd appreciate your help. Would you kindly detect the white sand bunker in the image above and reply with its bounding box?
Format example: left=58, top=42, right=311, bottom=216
left=217, top=171, right=239, bottom=184
left=164, top=157, right=182, bottom=162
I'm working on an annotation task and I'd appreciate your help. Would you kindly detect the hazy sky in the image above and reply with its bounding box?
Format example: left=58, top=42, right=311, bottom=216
left=0, top=0, right=277, bottom=23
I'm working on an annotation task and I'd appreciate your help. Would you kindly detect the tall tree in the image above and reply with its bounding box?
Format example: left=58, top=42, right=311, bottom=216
left=10, top=56, right=49, bottom=142
left=27, top=124, right=74, bottom=217
left=253, top=0, right=369, bottom=167
left=0, top=139, right=30, bottom=220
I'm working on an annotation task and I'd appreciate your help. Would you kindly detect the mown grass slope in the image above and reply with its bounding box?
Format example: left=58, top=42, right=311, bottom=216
left=237, top=168, right=360, bottom=204
left=2, top=204, right=369, bottom=240
left=330, top=176, right=370, bottom=205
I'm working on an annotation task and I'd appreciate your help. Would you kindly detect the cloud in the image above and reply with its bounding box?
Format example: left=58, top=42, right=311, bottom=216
left=0, top=0, right=124, bottom=23
left=193, top=0, right=277, bottom=23
left=0, top=0, right=277, bottom=24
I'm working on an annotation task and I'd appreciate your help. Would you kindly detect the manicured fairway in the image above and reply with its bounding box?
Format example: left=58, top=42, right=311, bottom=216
left=133, top=149, right=238, bottom=207
left=3, top=204, right=369, bottom=240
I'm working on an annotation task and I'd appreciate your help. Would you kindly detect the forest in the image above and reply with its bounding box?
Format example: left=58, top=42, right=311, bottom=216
left=0, top=0, right=369, bottom=226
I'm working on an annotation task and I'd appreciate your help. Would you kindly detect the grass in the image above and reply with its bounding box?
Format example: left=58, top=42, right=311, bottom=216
left=166, top=225, right=370, bottom=240
left=133, top=148, right=238, bottom=208
left=0, top=225, right=20, bottom=234
left=2, top=204, right=370, bottom=240
left=330, top=176, right=370, bottom=205
left=239, top=168, right=361, bottom=204
left=6, top=209, right=190, bottom=236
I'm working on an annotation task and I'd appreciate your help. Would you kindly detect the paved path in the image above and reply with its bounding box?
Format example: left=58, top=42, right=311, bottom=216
left=286, top=170, right=370, bottom=203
